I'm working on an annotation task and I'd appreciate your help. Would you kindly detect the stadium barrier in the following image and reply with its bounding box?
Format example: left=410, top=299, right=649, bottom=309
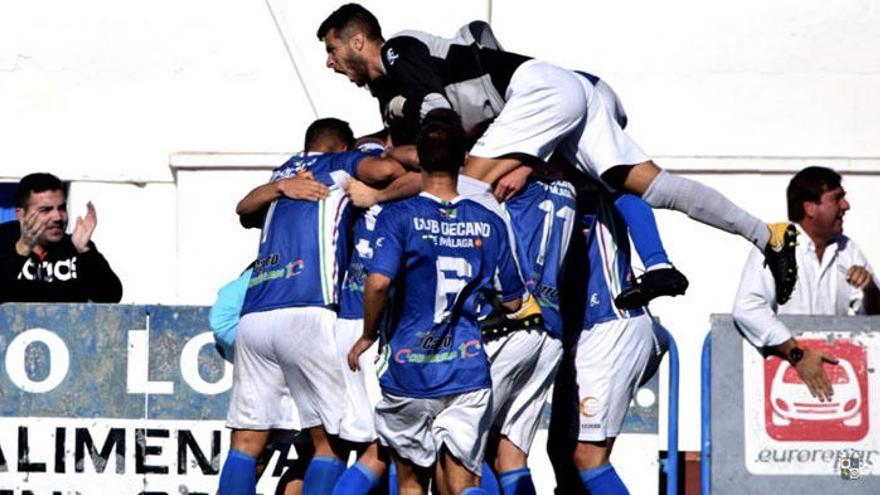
left=701, top=314, right=880, bottom=494
left=0, top=303, right=664, bottom=493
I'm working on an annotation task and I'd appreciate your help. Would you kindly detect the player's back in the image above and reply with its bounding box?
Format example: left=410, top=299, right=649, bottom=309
left=241, top=151, right=371, bottom=315
left=504, top=179, right=577, bottom=338
left=369, top=193, right=522, bottom=398
left=383, top=28, right=531, bottom=132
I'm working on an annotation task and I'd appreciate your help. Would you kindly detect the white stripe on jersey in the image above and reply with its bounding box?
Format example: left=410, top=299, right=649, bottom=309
left=319, top=188, right=350, bottom=306
left=595, top=200, right=626, bottom=320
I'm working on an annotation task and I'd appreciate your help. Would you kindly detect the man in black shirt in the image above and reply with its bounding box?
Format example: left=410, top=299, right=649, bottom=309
left=0, top=173, right=122, bottom=303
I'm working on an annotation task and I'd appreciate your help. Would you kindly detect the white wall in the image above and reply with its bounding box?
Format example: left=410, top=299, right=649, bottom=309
left=2, top=0, right=879, bottom=466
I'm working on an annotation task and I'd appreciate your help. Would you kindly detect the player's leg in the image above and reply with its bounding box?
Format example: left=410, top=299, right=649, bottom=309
left=221, top=310, right=300, bottom=495
left=375, top=393, right=444, bottom=495
left=494, top=439, right=535, bottom=495
left=394, top=453, right=430, bottom=495
left=219, top=429, right=269, bottom=495
left=546, top=358, right=587, bottom=495
left=575, top=75, right=687, bottom=307
left=575, top=74, right=797, bottom=303
left=607, top=161, right=796, bottom=301
left=432, top=388, right=494, bottom=495
left=438, top=446, right=485, bottom=495
left=273, top=307, right=348, bottom=495
left=463, top=60, right=588, bottom=187
left=332, top=317, right=388, bottom=494
left=572, top=313, right=662, bottom=495
left=275, top=438, right=315, bottom=495
left=332, top=442, right=389, bottom=495
left=574, top=438, right=629, bottom=495
left=492, top=333, right=562, bottom=495
left=302, top=425, right=347, bottom=494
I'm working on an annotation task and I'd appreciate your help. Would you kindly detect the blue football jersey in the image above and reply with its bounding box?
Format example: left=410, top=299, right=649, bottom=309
left=577, top=194, right=644, bottom=328
left=241, top=150, right=377, bottom=315
left=504, top=179, right=577, bottom=339
left=339, top=205, right=383, bottom=319
left=368, top=193, right=524, bottom=398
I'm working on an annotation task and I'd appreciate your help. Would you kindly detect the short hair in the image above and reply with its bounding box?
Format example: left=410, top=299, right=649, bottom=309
left=417, top=109, right=466, bottom=174
left=786, top=166, right=842, bottom=221
left=304, top=117, right=355, bottom=151
left=317, top=3, right=383, bottom=42
left=15, top=173, right=64, bottom=208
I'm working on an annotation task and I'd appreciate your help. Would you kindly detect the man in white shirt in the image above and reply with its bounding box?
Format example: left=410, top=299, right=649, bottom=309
left=733, top=166, right=880, bottom=403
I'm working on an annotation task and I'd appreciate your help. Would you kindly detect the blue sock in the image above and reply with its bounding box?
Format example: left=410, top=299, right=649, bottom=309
left=613, top=194, right=670, bottom=269
left=498, top=467, right=537, bottom=495
left=303, top=455, right=346, bottom=495
left=388, top=461, right=398, bottom=494
left=332, top=461, right=381, bottom=495
left=579, top=464, right=629, bottom=495
left=462, top=489, right=490, bottom=495
left=218, top=450, right=257, bottom=495
left=480, top=461, right=500, bottom=494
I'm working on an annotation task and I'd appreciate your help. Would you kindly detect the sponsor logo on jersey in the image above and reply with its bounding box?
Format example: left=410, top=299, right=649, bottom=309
left=286, top=260, right=305, bottom=277
left=579, top=396, right=601, bottom=417
left=394, top=339, right=482, bottom=364
left=248, top=259, right=306, bottom=288
left=385, top=48, right=399, bottom=66
left=18, top=257, right=78, bottom=282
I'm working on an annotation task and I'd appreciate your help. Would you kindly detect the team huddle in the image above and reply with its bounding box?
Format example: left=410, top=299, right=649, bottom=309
left=216, top=4, right=799, bottom=495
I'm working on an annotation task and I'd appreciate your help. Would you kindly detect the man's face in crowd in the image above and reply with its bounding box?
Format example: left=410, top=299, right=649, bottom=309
left=324, top=28, right=372, bottom=87
left=18, top=189, right=68, bottom=245
left=806, top=185, right=850, bottom=241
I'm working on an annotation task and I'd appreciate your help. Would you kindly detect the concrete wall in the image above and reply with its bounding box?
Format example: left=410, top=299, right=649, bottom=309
left=2, top=0, right=879, bottom=457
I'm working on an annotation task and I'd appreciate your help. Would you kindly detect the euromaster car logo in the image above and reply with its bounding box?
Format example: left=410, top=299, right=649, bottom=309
left=764, top=338, right=869, bottom=442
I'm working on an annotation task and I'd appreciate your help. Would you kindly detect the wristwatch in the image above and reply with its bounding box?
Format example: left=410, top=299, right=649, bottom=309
left=788, top=346, right=804, bottom=365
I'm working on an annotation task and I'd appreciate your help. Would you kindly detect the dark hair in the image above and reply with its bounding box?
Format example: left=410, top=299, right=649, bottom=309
left=317, top=3, right=383, bottom=42
left=304, top=117, right=355, bottom=151
left=417, top=109, right=466, bottom=174
left=787, top=166, right=842, bottom=221
left=15, top=173, right=64, bottom=208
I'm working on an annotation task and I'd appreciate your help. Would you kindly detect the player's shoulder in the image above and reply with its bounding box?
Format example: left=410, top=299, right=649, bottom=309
left=271, top=153, right=311, bottom=181
left=383, top=32, right=433, bottom=67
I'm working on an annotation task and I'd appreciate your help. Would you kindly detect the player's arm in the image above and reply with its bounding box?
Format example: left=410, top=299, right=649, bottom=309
left=732, top=248, right=837, bottom=401
left=494, top=219, right=526, bottom=315
left=349, top=151, right=421, bottom=208
left=347, top=272, right=391, bottom=372
left=348, top=208, right=404, bottom=370
left=346, top=172, right=421, bottom=208
left=235, top=173, right=329, bottom=228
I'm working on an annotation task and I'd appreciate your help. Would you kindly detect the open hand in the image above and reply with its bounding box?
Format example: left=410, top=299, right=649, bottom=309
left=278, top=174, right=329, bottom=202
left=16, top=208, right=48, bottom=255
left=71, top=201, right=97, bottom=253
left=794, top=348, right=839, bottom=402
